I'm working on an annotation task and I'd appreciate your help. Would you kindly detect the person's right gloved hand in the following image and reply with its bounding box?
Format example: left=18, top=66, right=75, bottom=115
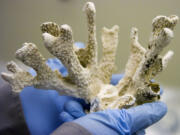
left=20, top=42, right=87, bottom=135
left=20, top=58, right=87, bottom=135
left=61, top=101, right=167, bottom=135
left=59, top=74, right=167, bottom=135
left=77, top=102, right=167, bottom=135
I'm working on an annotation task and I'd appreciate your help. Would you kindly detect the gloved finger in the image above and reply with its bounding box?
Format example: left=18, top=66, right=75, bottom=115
left=64, top=100, right=86, bottom=118
left=125, top=101, right=167, bottom=134
left=160, top=87, right=163, bottom=95
left=133, top=129, right=145, bottom=135
left=74, top=42, right=85, bottom=48
left=53, top=94, right=89, bottom=113
left=53, top=95, right=76, bottom=112
left=110, top=74, right=124, bottom=85
left=59, top=111, right=75, bottom=122
left=46, top=58, right=68, bottom=77
left=28, top=68, right=37, bottom=76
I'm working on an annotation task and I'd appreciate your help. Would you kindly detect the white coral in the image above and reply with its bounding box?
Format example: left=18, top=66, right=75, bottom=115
left=1, top=2, right=178, bottom=112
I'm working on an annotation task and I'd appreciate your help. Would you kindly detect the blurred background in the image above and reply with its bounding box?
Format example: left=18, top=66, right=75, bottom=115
left=0, top=0, right=179, bottom=134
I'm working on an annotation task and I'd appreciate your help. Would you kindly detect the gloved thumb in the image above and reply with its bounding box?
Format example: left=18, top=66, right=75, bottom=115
left=64, top=100, right=86, bottom=118
left=125, top=101, right=167, bottom=134
left=59, top=111, right=75, bottom=122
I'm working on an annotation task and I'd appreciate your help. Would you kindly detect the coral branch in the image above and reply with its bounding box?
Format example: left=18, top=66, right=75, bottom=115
left=41, top=22, right=60, bottom=37
left=125, top=27, right=146, bottom=78
left=96, top=25, right=119, bottom=84
left=15, top=43, right=49, bottom=75
left=162, top=50, right=174, bottom=68
left=76, top=2, right=97, bottom=67
left=5, top=43, right=86, bottom=98
left=117, top=27, right=146, bottom=95
left=152, top=15, right=179, bottom=32
left=85, top=2, right=97, bottom=66
left=1, top=61, right=34, bottom=92
left=133, top=15, right=178, bottom=82
left=43, top=24, right=90, bottom=89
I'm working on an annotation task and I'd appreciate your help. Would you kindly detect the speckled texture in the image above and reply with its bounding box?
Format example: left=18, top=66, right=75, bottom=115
left=41, top=22, right=60, bottom=37
left=1, top=2, right=178, bottom=112
left=76, top=2, right=97, bottom=68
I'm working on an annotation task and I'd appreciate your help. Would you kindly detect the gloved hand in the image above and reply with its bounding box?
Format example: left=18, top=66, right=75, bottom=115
left=58, top=74, right=125, bottom=123
left=59, top=74, right=167, bottom=135
left=71, top=102, right=167, bottom=135
left=20, top=89, right=87, bottom=135
left=20, top=42, right=88, bottom=135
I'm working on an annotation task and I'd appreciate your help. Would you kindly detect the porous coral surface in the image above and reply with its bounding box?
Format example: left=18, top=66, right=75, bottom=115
left=1, top=2, right=178, bottom=112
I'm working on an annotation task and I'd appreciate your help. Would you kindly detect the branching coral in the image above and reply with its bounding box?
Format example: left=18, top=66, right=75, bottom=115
left=1, top=2, right=178, bottom=112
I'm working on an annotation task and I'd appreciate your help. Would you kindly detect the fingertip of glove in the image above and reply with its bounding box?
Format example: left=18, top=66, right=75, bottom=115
left=64, top=100, right=85, bottom=118
left=64, top=100, right=83, bottom=111
left=123, top=102, right=168, bottom=134
left=59, top=111, right=74, bottom=122
left=111, top=74, right=124, bottom=85
left=141, top=101, right=168, bottom=122
left=160, top=87, right=164, bottom=95
left=153, top=101, right=167, bottom=116
left=135, top=101, right=167, bottom=118
left=74, top=42, right=85, bottom=48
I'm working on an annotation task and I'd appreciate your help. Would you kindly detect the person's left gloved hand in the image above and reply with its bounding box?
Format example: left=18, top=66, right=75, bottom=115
left=20, top=42, right=88, bottom=135
left=20, top=58, right=87, bottom=135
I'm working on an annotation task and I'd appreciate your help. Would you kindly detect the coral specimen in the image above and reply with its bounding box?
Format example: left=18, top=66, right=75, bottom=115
left=1, top=2, right=178, bottom=112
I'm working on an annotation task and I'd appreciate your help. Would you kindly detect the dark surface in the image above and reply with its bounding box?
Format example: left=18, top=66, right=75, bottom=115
left=0, top=82, right=30, bottom=135
left=51, top=122, right=92, bottom=135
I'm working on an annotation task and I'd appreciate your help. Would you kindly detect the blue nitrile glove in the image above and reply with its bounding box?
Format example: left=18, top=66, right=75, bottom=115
left=58, top=74, right=125, bottom=122
left=20, top=43, right=88, bottom=135
left=20, top=86, right=87, bottom=135
left=59, top=74, right=166, bottom=135
left=72, top=102, right=167, bottom=135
